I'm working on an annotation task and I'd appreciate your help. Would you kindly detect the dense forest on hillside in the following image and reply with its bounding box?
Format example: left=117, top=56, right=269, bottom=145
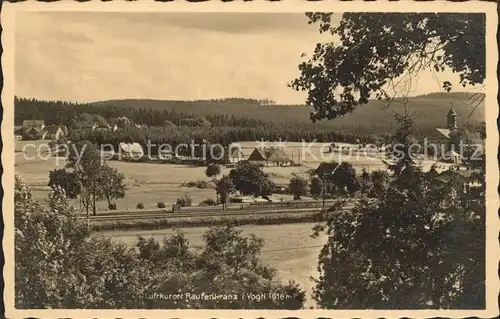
left=14, top=93, right=484, bottom=148
left=90, top=92, right=485, bottom=130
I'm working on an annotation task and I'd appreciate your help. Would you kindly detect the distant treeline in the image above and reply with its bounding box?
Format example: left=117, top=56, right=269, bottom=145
left=15, top=97, right=268, bottom=128
left=15, top=97, right=382, bottom=145
left=190, top=98, right=277, bottom=105
left=71, top=126, right=377, bottom=155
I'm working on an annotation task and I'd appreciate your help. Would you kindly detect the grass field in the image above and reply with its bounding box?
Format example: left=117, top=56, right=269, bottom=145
left=15, top=139, right=443, bottom=211
left=100, top=222, right=327, bottom=308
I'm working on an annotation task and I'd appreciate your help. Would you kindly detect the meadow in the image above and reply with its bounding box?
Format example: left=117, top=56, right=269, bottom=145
left=16, top=138, right=445, bottom=211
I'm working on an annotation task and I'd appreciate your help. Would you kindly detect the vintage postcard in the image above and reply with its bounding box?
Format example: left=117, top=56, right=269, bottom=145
left=2, top=1, right=499, bottom=318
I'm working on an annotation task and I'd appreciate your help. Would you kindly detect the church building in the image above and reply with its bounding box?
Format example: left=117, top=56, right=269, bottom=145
left=422, top=105, right=460, bottom=159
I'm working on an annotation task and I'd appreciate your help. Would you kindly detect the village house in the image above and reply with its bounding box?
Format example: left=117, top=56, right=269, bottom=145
left=247, top=147, right=292, bottom=166
left=435, top=168, right=483, bottom=197
left=266, top=148, right=292, bottom=166
left=119, top=142, right=144, bottom=160
left=247, top=147, right=266, bottom=165
left=94, top=123, right=118, bottom=132
left=22, top=120, right=46, bottom=140
left=227, top=147, right=245, bottom=164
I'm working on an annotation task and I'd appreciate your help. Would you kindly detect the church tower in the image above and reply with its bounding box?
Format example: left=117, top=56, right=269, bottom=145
left=447, top=103, right=458, bottom=131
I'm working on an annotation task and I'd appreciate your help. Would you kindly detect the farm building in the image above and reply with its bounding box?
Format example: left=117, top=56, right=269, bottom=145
left=266, top=148, right=292, bottom=166
left=119, top=142, right=144, bottom=160
left=22, top=120, right=46, bottom=140
left=435, top=169, right=483, bottom=197
left=158, top=148, right=173, bottom=159
left=227, top=147, right=244, bottom=164
left=247, top=147, right=266, bottom=165
left=247, top=147, right=292, bottom=166
left=95, top=123, right=117, bottom=132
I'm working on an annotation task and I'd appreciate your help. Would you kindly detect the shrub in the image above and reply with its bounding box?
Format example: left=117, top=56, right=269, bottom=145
left=176, top=194, right=192, bottom=207
left=181, top=180, right=214, bottom=189
left=157, top=201, right=166, bottom=209
left=199, top=198, right=217, bottom=206
left=108, top=202, right=117, bottom=210
left=137, top=202, right=145, bottom=209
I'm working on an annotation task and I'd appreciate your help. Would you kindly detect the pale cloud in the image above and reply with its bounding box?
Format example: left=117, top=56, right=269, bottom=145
left=15, top=11, right=479, bottom=105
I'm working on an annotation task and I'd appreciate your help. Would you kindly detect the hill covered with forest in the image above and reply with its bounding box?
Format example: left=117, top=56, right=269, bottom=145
left=15, top=92, right=485, bottom=139
left=91, top=92, right=485, bottom=133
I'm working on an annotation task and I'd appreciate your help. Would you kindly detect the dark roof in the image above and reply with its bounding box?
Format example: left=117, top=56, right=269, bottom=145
left=315, top=162, right=340, bottom=176
left=436, top=169, right=479, bottom=184
left=247, top=148, right=266, bottom=161
left=435, top=128, right=451, bottom=139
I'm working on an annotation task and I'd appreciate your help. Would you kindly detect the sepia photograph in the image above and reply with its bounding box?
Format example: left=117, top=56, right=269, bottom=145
left=2, top=1, right=499, bottom=318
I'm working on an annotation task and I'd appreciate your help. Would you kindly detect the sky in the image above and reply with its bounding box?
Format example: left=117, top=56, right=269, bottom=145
left=15, top=12, right=480, bottom=105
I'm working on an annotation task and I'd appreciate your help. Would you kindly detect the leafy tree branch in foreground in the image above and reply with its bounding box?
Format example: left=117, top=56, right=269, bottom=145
left=290, top=13, right=485, bottom=122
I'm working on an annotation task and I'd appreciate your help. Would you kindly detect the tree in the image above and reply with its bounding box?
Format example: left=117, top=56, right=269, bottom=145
left=229, top=162, right=276, bottom=196
left=14, top=176, right=153, bottom=309
left=15, top=177, right=306, bottom=309
left=288, top=177, right=308, bottom=200
left=309, top=176, right=323, bottom=200
left=215, top=176, right=235, bottom=210
left=290, top=13, right=485, bottom=122
left=93, top=114, right=108, bottom=125
left=205, top=163, right=221, bottom=181
left=387, top=109, right=418, bottom=176
left=78, top=113, right=94, bottom=123
left=48, top=168, right=80, bottom=199
left=115, top=116, right=132, bottom=128
left=312, top=166, right=485, bottom=309
left=359, top=169, right=373, bottom=195
left=99, top=165, right=127, bottom=209
left=66, top=140, right=104, bottom=216
left=320, top=161, right=359, bottom=196
left=369, top=170, right=390, bottom=199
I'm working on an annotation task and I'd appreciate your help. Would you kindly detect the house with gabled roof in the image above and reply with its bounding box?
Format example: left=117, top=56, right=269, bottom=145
left=119, top=142, right=144, bottom=160
left=22, top=120, right=46, bottom=140
left=247, top=147, right=267, bottom=164
left=227, top=146, right=245, bottom=164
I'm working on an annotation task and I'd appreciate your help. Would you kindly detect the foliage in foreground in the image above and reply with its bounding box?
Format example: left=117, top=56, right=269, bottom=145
left=291, top=12, right=485, bottom=122
left=15, top=176, right=305, bottom=309
left=312, top=166, right=485, bottom=309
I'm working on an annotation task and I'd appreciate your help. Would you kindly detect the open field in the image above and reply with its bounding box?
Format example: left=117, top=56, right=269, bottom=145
left=100, top=222, right=327, bottom=308
left=15, top=140, right=445, bottom=211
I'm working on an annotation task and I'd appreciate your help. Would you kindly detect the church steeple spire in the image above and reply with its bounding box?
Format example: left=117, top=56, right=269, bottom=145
left=447, top=102, right=458, bottom=131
